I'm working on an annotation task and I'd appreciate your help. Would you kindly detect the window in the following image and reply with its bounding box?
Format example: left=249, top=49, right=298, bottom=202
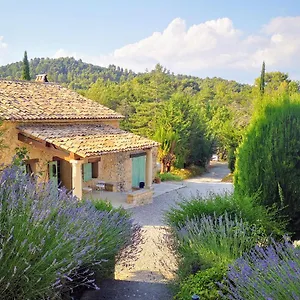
left=21, top=159, right=39, bottom=177
left=25, top=163, right=33, bottom=175
left=92, top=162, right=99, bottom=178
left=83, top=161, right=99, bottom=182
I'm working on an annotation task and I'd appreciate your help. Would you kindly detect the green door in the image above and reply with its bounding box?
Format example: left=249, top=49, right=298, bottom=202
left=132, top=156, right=146, bottom=188
left=49, top=161, right=58, bottom=189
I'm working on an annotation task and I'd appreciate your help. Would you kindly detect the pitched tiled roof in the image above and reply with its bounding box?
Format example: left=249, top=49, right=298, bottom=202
left=0, top=80, right=123, bottom=121
left=18, top=124, right=159, bottom=157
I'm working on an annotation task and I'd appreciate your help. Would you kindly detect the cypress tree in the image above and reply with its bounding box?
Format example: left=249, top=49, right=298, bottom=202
left=22, top=51, right=31, bottom=81
left=234, top=94, right=300, bottom=233
left=259, top=61, right=265, bottom=96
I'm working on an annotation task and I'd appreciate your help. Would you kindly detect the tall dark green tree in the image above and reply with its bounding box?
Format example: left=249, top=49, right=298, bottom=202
left=259, top=61, right=265, bottom=96
left=21, top=51, right=31, bottom=81
left=235, top=94, right=300, bottom=233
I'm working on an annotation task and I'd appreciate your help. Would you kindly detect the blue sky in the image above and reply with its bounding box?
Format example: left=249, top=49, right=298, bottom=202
left=1, top=0, right=300, bottom=82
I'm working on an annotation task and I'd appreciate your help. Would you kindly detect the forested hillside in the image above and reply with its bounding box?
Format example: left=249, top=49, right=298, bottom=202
left=0, top=57, right=136, bottom=89
left=1, top=58, right=299, bottom=171
left=84, top=64, right=254, bottom=169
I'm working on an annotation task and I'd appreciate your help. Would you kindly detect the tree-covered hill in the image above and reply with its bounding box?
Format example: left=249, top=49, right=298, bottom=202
left=0, top=57, right=136, bottom=89
left=2, top=57, right=298, bottom=171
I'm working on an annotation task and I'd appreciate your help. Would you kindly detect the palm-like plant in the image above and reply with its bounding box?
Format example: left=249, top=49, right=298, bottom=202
left=154, top=125, right=179, bottom=173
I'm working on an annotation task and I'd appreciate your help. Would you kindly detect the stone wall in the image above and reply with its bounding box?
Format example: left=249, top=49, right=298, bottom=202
left=0, top=121, right=53, bottom=182
left=98, top=152, right=131, bottom=192
left=97, top=149, right=158, bottom=192
left=127, top=189, right=154, bottom=206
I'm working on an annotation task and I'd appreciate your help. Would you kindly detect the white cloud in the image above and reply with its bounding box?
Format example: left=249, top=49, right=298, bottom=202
left=54, top=48, right=78, bottom=60
left=0, top=36, right=8, bottom=65
left=54, top=16, right=300, bottom=81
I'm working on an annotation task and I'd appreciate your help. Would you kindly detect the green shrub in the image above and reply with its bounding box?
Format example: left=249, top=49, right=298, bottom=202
left=234, top=94, right=300, bottom=232
left=158, top=172, right=182, bottom=181
left=172, top=165, right=205, bottom=179
left=227, top=147, right=236, bottom=173
left=174, top=264, right=226, bottom=300
left=92, top=199, right=130, bottom=218
left=221, top=173, right=233, bottom=182
left=165, top=193, right=286, bottom=238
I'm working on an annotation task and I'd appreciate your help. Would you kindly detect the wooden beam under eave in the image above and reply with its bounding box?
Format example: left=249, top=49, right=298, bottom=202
left=69, top=152, right=82, bottom=160
left=18, top=133, right=79, bottom=162
left=87, top=157, right=101, bottom=163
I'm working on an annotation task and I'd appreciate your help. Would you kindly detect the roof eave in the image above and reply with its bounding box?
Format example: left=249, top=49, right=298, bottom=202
left=83, top=144, right=160, bottom=158
left=7, top=116, right=125, bottom=123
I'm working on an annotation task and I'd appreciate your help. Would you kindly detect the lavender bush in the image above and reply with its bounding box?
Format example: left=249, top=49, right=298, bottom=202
left=177, top=213, right=262, bottom=268
left=0, top=165, right=140, bottom=299
left=219, top=238, right=300, bottom=299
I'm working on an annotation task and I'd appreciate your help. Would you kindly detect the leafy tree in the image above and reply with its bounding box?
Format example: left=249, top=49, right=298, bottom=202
left=254, top=71, right=296, bottom=97
left=155, top=93, right=192, bottom=168
left=21, top=51, right=31, bottom=81
left=197, top=81, right=253, bottom=159
left=153, top=93, right=211, bottom=169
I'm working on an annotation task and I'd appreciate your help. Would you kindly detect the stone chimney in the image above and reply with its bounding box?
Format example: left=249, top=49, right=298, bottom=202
left=35, top=74, right=49, bottom=82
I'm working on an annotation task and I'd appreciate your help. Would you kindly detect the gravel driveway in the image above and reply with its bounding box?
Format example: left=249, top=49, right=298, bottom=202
left=130, top=162, right=233, bottom=226
left=81, top=162, right=232, bottom=300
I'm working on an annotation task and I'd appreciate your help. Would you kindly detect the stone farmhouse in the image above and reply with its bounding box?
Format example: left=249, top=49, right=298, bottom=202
left=0, top=78, right=159, bottom=204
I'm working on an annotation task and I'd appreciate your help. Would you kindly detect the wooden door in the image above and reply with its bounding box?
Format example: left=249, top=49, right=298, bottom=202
left=132, top=156, right=146, bottom=188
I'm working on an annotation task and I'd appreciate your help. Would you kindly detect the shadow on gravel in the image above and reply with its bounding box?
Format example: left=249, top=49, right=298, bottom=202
left=80, top=278, right=173, bottom=300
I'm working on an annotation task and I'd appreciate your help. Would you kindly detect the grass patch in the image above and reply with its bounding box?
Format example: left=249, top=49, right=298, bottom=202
left=158, top=172, right=182, bottom=181
left=172, top=165, right=205, bottom=180
left=221, top=173, right=233, bottom=182
left=158, top=165, right=206, bottom=182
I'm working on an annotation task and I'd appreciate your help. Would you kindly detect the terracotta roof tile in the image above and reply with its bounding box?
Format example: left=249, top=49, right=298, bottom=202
left=18, top=124, right=159, bottom=157
left=0, top=80, right=123, bottom=121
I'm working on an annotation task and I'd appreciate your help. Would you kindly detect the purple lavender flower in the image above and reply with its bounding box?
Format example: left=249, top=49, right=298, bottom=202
left=0, top=165, right=140, bottom=299
left=219, top=238, right=300, bottom=299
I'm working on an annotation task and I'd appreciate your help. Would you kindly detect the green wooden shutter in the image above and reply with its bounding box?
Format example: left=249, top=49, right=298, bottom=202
left=139, top=156, right=146, bottom=184
left=83, top=163, right=92, bottom=182
left=49, top=161, right=58, bottom=190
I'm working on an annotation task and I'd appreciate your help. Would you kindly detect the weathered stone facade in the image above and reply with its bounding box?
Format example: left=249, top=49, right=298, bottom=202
left=0, top=121, right=158, bottom=193
left=0, top=121, right=53, bottom=182
left=83, top=148, right=158, bottom=192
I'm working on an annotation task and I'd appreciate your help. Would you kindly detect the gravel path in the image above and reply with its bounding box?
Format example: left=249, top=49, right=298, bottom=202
left=130, top=162, right=233, bottom=226
left=81, top=162, right=232, bottom=300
